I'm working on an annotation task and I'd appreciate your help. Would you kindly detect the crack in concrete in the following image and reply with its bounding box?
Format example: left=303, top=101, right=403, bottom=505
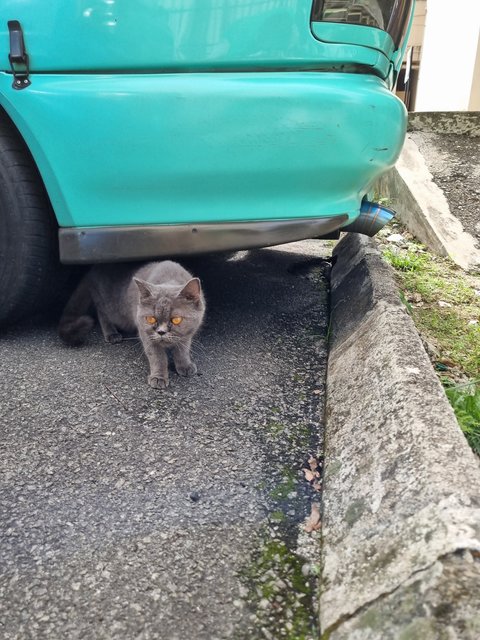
left=320, top=548, right=479, bottom=638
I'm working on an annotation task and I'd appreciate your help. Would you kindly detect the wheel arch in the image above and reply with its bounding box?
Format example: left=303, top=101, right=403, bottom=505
left=0, top=101, right=73, bottom=326
left=0, top=97, right=67, bottom=228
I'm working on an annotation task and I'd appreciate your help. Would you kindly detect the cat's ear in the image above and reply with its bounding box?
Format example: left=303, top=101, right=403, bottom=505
left=178, top=278, right=201, bottom=303
left=133, top=278, right=155, bottom=301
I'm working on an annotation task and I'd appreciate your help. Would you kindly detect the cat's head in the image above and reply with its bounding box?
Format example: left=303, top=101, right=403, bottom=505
left=133, top=277, right=205, bottom=344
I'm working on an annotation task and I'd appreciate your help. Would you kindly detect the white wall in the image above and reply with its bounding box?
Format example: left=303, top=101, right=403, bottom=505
left=469, top=32, right=480, bottom=110
left=408, top=0, right=426, bottom=49
left=415, top=0, right=480, bottom=111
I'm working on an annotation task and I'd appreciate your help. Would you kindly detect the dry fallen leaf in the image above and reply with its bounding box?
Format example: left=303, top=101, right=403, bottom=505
left=303, top=468, right=316, bottom=482
left=308, top=456, right=319, bottom=472
left=438, top=357, right=456, bottom=368
left=304, top=502, right=322, bottom=533
left=312, top=481, right=322, bottom=492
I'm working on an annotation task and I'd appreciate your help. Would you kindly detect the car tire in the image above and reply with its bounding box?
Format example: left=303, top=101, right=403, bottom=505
left=0, top=112, right=66, bottom=327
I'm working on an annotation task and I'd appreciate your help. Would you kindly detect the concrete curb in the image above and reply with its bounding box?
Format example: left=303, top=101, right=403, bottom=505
left=376, top=137, right=480, bottom=271
left=321, top=233, right=480, bottom=639
left=407, top=112, right=480, bottom=137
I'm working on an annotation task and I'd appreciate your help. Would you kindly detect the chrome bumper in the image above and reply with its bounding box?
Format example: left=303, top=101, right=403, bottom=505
left=59, top=216, right=348, bottom=264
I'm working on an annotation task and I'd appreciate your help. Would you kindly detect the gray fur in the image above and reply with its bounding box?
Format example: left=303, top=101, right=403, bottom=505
left=59, top=261, right=205, bottom=389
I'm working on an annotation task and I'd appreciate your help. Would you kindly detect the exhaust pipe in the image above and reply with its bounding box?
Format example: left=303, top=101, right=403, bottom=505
left=342, top=200, right=395, bottom=237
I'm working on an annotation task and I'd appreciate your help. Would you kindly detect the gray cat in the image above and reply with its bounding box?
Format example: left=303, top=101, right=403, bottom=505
left=59, top=261, right=205, bottom=389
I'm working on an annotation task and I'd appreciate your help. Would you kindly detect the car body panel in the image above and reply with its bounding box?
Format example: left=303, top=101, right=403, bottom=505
left=0, top=0, right=392, bottom=77
left=0, top=1, right=414, bottom=266
left=310, top=22, right=395, bottom=59
left=0, top=71, right=407, bottom=229
left=58, top=216, right=349, bottom=263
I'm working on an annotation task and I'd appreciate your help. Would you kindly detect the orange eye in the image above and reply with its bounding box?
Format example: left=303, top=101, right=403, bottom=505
left=145, top=316, right=157, bottom=325
left=171, top=316, right=182, bottom=325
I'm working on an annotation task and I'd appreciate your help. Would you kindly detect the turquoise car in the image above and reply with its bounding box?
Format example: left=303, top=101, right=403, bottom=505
left=0, top=0, right=414, bottom=324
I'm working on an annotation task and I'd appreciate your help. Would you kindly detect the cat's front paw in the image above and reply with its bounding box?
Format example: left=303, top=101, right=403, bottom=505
left=106, top=332, right=123, bottom=344
left=176, top=362, right=197, bottom=377
left=148, top=374, right=169, bottom=389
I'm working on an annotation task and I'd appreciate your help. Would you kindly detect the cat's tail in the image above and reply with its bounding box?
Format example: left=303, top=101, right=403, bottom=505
left=58, top=277, right=95, bottom=346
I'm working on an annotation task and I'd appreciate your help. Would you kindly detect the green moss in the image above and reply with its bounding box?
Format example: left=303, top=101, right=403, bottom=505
left=324, top=460, right=342, bottom=478
left=369, top=546, right=398, bottom=572
left=269, top=472, right=296, bottom=501
left=466, top=615, right=480, bottom=634
left=344, top=499, right=366, bottom=527
left=398, top=618, right=446, bottom=640
left=240, top=534, right=319, bottom=640
left=356, top=608, right=382, bottom=630
left=265, top=420, right=287, bottom=437
left=269, top=510, right=286, bottom=523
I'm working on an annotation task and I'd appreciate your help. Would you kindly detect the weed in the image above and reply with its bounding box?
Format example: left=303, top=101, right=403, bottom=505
left=444, top=382, right=480, bottom=455
left=383, top=247, right=428, bottom=272
left=369, top=190, right=393, bottom=208
left=399, top=290, right=413, bottom=314
left=379, top=225, right=480, bottom=455
left=415, top=309, right=480, bottom=379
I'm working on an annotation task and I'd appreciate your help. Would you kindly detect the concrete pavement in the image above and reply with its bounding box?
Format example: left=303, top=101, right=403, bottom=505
left=377, top=111, right=480, bottom=270
left=0, top=243, right=330, bottom=640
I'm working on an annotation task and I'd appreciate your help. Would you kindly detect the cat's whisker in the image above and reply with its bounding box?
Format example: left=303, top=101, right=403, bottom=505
left=148, top=336, right=181, bottom=346
left=189, top=344, right=207, bottom=359
left=123, top=340, right=143, bottom=352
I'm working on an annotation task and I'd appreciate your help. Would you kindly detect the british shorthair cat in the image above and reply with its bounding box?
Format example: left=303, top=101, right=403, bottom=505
left=58, top=261, right=205, bottom=389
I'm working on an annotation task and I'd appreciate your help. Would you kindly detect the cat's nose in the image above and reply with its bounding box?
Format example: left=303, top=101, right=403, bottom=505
left=157, top=323, right=168, bottom=335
